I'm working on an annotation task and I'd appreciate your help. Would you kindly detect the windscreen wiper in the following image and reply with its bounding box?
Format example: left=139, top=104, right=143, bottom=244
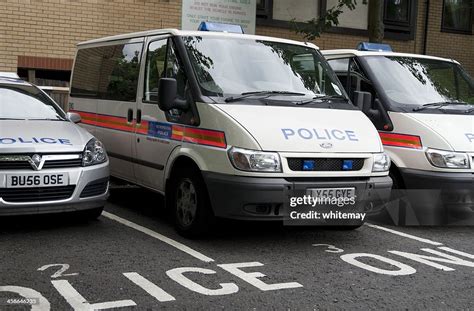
left=224, top=91, right=306, bottom=103
left=413, top=101, right=470, bottom=112
left=0, top=117, right=25, bottom=120
left=296, top=95, right=348, bottom=106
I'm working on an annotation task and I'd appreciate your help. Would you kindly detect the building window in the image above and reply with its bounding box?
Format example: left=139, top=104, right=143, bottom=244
left=442, top=0, right=473, bottom=34
left=256, top=0, right=272, bottom=19
left=383, top=0, right=417, bottom=38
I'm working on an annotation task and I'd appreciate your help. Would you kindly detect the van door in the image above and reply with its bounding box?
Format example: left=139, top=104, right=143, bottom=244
left=93, top=38, right=144, bottom=182
left=133, top=36, right=191, bottom=191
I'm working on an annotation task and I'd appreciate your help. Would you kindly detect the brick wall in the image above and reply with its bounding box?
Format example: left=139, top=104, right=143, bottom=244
left=0, top=0, right=182, bottom=72
left=0, top=0, right=472, bottom=75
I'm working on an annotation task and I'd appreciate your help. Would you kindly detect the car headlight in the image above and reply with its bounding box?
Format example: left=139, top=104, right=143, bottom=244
left=426, top=148, right=470, bottom=169
left=372, top=153, right=391, bottom=172
left=82, top=138, right=107, bottom=167
left=228, top=147, right=281, bottom=172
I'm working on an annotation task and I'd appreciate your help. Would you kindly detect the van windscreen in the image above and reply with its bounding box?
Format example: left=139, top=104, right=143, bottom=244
left=363, top=56, right=474, bottom=110
left=182, top=36, right=345, bottom=101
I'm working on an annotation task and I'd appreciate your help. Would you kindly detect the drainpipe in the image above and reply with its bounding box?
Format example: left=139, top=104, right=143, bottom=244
left=422, top=0, right=430, bottom=55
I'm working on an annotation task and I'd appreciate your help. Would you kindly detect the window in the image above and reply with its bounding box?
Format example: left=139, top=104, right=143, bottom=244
left=144, top=39, right=167, bottom=102
left=383, top=0, right=417, bottom=39
left=256, top=0, right=272, bottom=19
left=442, top=0, right=473, bottom=34
left=144, top=38, right=187, bottom=103
left=71, top=42, right=142, bottom=101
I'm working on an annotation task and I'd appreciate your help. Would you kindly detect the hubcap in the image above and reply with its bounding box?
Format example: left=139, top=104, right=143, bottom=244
left=176, top=178, right=198, bottom=227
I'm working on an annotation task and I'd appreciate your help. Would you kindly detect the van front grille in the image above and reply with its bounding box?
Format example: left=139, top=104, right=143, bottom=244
left=287, top=158, right=365, bottom=171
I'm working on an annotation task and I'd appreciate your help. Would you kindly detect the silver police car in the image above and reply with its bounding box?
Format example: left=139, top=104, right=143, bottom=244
left=0, top=76, right=109, bottom=218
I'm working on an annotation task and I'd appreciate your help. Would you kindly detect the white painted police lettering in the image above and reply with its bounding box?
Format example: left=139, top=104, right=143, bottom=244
left=281, top=128, right=359, bottom=141
left=466, top=133, right=474, bottom=142
left=0, top=137, right=72, bottom=145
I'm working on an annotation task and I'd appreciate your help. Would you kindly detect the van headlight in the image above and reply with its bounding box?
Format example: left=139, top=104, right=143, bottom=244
left=372, top=153, right=391, bottom=172
left=82, top=138, right=107, bottom=166
left=228, top=147, right=281, bottom=172
left=426, top=148, right=470, bottom=169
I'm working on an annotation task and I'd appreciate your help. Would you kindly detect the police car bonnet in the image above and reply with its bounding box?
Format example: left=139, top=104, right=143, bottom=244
left=0, top=120, right=93, bottom=153
left=216, top=105, right=382, bottom=153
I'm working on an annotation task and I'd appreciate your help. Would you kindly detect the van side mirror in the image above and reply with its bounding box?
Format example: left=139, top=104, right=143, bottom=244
left=158, top=78, right=189, bottom=111
left=354, top=91, right=393, bottom=131
left=66, top=112, right=81, bottom=123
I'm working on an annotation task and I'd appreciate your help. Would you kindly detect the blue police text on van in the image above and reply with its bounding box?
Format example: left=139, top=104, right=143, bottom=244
left=0, top=137, right=72, bottom=145
left=281, top=128, right=359, bottom=141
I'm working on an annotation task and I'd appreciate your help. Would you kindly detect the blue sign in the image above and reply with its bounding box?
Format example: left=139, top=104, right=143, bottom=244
left=148, top=122, right=172, bottom=140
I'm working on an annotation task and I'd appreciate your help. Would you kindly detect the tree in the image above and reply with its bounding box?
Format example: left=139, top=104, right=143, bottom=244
left=294, top=0, right=384, bottom=43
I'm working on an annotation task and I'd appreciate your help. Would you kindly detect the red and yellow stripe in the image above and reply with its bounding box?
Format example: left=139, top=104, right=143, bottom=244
left=71, top=110, right=226, bottom=148
left=379, top=132, right=422, bottom=149
left=172, top=125, right=226, bottom=148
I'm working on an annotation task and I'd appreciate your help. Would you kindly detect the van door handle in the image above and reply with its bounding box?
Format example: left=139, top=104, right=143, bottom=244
left=136, top=109, right=142, bottom=124
left=127, top=108, right=133, bottom=123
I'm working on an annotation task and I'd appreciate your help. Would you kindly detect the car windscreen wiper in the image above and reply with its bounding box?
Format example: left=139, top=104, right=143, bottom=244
left=413, top=101, right=470, bottom=112
left=224, top=91, right=306, bottom=103
left=296, top=94, right=348, bottom=106
left=0, top=117, right=25, bottom=120
left=28, top=118, right=66, bottom=121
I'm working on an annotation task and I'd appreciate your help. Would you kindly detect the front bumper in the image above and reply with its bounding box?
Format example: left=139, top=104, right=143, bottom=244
left=0, top=162, right=109, bottom=216
left=400, top=168, right=474, bottom=207
left=203, top=171, right=392, bottom=221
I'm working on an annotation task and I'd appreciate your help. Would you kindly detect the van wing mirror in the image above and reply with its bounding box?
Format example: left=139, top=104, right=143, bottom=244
left=158, top=78, right=189, bottom=111
left=66, top=112, right=81, bottom=124
left=353, top=91, right=393, bottom=131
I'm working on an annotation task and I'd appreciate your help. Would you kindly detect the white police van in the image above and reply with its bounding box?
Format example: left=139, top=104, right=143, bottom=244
left=0, top=76, right=109, bottom=218
left=323, top=43, right=474, bottom=224
left=69, top=23, right=392, bottom=236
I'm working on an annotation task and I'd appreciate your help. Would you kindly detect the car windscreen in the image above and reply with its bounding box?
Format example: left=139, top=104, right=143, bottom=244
left=363, top=56, right=474, bottom=108
left=0, top=84, right=66, bottom=120
left=182, top=36, right=346, bottom=100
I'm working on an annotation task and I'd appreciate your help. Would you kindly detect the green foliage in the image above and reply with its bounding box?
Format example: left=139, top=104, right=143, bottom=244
left=294, top=0, right=367, bottom=41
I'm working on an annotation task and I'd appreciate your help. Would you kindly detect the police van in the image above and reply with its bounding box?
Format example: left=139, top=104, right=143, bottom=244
left=323, top=44, right=474, bottom=223
left=69, top=24, right=392, bottom=235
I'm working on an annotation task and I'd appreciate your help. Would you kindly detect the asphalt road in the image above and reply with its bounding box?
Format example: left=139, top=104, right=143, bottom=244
left=0, top=187, right=473, bottom=310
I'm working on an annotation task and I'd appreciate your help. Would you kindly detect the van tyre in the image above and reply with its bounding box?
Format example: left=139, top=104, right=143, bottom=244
left=170, top=167, right=214, bottom=238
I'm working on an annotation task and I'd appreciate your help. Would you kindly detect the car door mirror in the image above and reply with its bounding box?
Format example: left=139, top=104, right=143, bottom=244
left=66, top=112, right=81, bottom=123
left=158, top=78, right=189, bottom=111
left=353, top=91, right=393, bottom=131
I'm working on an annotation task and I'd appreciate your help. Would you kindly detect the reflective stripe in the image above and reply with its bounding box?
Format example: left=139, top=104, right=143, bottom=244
left=379, top=132, right=422, bottom=149
left=70, top=110, right=226, bottom=148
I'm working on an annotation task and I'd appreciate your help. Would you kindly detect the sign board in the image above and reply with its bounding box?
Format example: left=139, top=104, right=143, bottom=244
left=182, top=0, right=256, bottom=34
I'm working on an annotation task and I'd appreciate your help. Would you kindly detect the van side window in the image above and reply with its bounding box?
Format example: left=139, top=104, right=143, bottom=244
left=329, top=57, right=376, bottom=103
left=144, top=38, right=187, bottom=103
left=71, top=42, right=142, bottom=102
left=144, top=39, right=167, bottom=102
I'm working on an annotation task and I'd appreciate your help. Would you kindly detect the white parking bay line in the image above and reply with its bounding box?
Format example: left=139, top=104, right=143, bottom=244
left=366, top=224, right=444, bottom=246
left=102, top=211, right=214, bottom=263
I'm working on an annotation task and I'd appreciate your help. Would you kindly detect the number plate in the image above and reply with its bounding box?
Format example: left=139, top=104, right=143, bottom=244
left=6, top=173, right=69, bottom=188
left=307, top=187, right=356, bottom=199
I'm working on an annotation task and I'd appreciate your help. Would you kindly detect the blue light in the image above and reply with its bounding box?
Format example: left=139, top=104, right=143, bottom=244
left=198, top=22, right=244, bottom=34
left=342, top=160, right=353, bottom=171
left=357, top=42, right=393, bottom=52
left=303, top=160, right=315, bottom=171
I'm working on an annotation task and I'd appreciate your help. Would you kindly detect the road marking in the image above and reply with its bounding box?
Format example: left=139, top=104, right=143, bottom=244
left=123, top=272, right=176, bottom=302
left=366, top=224, right=443, bottom=246
left=102, top=211, right=214, bottom=263
left=52, top=280, right=136, bottom=311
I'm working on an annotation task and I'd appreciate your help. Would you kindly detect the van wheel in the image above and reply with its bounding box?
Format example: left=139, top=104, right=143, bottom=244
left=171, top=168, right=214, bottom=238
